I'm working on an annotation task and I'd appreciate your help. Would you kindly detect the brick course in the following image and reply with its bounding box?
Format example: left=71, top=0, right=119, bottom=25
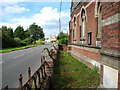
left=72, top=46, right=100, bottom=62
left=100, top=65, right=103, bottom=85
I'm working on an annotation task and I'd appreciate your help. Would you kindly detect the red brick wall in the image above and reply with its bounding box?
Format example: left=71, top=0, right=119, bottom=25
left=102, top=2, right=120, bottom=50
left=102, top=2, right=120, bottom=20
left=86, top=2, right=97, bottom=45
left=118, top=72, right=120, bottom=89
left=71, top=52, right=93, bottom=68
left=100, top=65, right=103, bottom=85
left=70, top=2, right=98, bottom=45
left=72, top=46, right=100, bottom=62
left=59, top=44, right=68, bottom=51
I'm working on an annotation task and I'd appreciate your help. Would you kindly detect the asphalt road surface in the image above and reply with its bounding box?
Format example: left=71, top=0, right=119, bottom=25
left=2, top=43, right=53, bottom=88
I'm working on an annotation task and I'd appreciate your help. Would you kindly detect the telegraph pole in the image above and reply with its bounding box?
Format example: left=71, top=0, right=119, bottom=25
left=59, top=0, right=62, bottom=34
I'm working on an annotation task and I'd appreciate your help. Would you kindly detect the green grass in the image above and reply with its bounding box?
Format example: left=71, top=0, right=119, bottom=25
left=0, top=44, right=44, bottom=53
left=53, top=50, right=100, bottom=88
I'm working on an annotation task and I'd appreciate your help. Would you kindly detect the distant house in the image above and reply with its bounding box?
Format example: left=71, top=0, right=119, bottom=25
left=50, top=35, right=57, bottom=42
left=45, top=35, right=57, bottom=43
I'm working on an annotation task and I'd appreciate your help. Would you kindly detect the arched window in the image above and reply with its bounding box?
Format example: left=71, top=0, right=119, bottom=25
left=82, top=12, right=85, bottom=37
left=95, top=1, right=102, bottom=46
left=80, top=7, right=87, bottom=40
left=95, top=1, right=102, bottom=39
left=97, top=3, right=102, bottom=38
left=73, top=17, right=77, bottom=40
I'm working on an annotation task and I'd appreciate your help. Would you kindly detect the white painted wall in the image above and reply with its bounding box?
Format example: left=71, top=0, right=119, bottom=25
left=103, top=65, right=118, bottom=88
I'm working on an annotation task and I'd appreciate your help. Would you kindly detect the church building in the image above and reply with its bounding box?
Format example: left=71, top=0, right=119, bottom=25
left=68, top=0, right=120, bottom=88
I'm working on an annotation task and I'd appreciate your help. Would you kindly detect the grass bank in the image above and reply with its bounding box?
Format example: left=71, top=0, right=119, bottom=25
left=53, top=50, right=100, bottom=88
left=0, top=44, right=44, bottom=53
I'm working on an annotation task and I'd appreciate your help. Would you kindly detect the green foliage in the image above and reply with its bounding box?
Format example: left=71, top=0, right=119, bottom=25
left=8, top=27, right=14, bottom=38
left=50, top=40, right=57, bottom=43
left=14, top=37, right=21, bottom=46
left=1, top=26, right=18, bottom=48
left=57, top=32, right=68, bottom=45
left=29, top=23, right=45, bottom=43
left=1, top=44, right=40, bottom=53
left=24, top=29, right=30, bottom=38
left=2, top=35, right=18, bottom=48
left=36, top=39, right=46, bottom=45
left=1, top=23, right=44, bottom=49
left=21, top=37, right=34, bottom=45
left=14, top=25, right=25, bottom=40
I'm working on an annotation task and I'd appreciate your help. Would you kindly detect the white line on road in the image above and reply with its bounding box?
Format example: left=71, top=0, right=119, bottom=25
left=13, top=54, right=25, bottom=59
left=27, top=51, right=33, bottom=54
left=0, top=61, right=4, bottom=64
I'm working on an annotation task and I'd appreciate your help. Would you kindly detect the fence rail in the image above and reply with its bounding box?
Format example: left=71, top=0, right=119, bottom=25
left=4, top=44, right=58, bottom=90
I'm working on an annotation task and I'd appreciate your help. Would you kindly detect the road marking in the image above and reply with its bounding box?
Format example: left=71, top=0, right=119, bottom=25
left=0, top=61, right=4, bottom=64
left=13, top=54, right=24, bottom=59
left=27, top=51, right=33, bottom=54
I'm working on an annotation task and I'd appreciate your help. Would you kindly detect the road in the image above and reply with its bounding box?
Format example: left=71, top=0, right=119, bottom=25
left=1, top=43, right=53, bottom=88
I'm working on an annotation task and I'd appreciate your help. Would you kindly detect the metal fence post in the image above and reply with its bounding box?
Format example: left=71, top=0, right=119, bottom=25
left=28, top=67, right=31, bottom=79
left=4, top=85, right=8, bottom=90
left=19, top=74, right=23, bottom=89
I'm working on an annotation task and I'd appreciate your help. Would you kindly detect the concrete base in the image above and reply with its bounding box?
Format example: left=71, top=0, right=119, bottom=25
left=103, top=65, right=118, bottom=88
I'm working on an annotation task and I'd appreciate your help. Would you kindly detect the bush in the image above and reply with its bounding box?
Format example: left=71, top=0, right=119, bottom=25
left=58, top=38, right=68, bottom=45
left=57, top=32, right=68, bottom=45
left=20, top=41, right=27, bottom=46
left=50, top=40, right=57, bottom=43
left=14, top=37, right=21, bottom=46
left=21, top=37, right=34, bottom=45
left=2, top=35, right=18, bottom=48
left=36, top=39, right=46, bottom=45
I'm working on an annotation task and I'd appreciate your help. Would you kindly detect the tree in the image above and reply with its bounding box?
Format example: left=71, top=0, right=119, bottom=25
left=38, top=26, right=45, bottom=39
left=8, top=27, right=14, bottom=38
left=1, top=26, right=18, bottom=48
left=1, top=26, right=7, bottom=36
left=14, top=25, right=25, bottom=40
left=29, top=23, right=44, bottom=43
left=24, top=29, right=30, bottom=38
left=57, top=32, right=68, bottom=45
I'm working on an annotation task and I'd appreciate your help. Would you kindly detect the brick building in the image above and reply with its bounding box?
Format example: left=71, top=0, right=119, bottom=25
left=68, top=0, right=120, bottom=88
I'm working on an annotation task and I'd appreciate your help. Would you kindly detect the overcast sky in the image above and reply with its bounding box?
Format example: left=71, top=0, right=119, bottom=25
left=0, top=0, right=71, bottom=38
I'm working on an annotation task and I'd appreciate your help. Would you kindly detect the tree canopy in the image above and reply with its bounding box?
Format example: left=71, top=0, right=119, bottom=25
left=14, top=25, right=25, bottom=40
left=1, top=26, right=18, bottom=48
left=29, top=23, right=44, bottom=43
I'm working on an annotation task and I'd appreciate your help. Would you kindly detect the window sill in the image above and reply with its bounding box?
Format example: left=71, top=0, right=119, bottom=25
left=73, top=38, right=76, bottom=41
left=96, top=35, right=101, bottom=40
left=80, top=36, right=86, bottom=41
left=69, top=43, right=101, bottom=49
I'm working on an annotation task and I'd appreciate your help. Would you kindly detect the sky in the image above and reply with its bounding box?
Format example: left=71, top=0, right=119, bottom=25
left=0, top=0, right=71, bottom=38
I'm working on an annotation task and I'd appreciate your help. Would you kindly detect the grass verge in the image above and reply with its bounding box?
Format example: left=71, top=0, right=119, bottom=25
left=0, top=44, right=44, bottom=53
left=53, top=50, right=100, bottom=88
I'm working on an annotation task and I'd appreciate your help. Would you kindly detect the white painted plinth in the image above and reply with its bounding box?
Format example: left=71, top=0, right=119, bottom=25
left=103, top=65, right=118, bottom=88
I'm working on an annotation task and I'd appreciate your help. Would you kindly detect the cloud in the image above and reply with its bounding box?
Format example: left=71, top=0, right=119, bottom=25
left=3, top=5, right=29, bottom=14
left=1, top=0, right=71, bottom=3
left=0, top=7, right=70, bottom=38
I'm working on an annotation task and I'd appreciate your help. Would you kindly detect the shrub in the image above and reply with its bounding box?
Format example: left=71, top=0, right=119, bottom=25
left=21, top=37, right=34, bottom=45
left=14, top=37, right=21, bottom=46
left=2, top=35, right=18, bottom=48
left=57, top=32, right=68, bottom=45
left=36, top=39, right=46, bottom=45
left=59, top=38, right=68, bottom=45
